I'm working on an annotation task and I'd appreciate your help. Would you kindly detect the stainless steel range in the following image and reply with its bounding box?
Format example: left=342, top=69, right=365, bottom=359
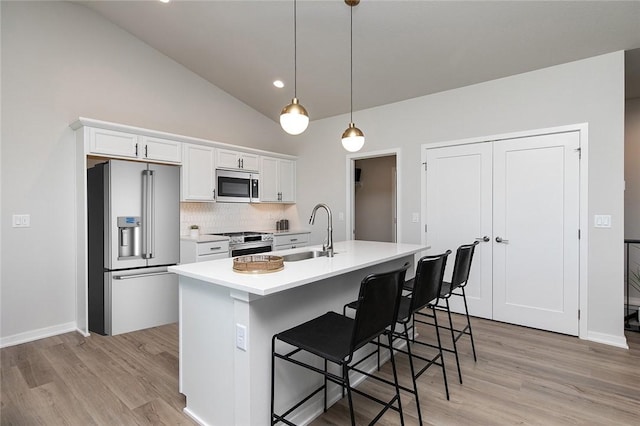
left=210, top=231, right=273, bottom=257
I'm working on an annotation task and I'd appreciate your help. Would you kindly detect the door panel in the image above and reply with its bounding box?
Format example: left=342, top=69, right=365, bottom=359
left=107, top=160, right=147, bottom=270
left=425, top=143, right=493, bottom=319
left=149, top=163, right=180, bottom=266
left=493, top=132, right=580, bottom=335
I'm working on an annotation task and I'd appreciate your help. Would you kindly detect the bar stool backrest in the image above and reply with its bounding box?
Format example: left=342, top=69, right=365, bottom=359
left=450, top=241, right=479, bottom=290
left=349, top=263, right=410, bottom=357
left=410, top=251, right=451, bottom=313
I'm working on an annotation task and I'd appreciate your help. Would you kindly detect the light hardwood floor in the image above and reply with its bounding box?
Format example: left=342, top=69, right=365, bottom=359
left=2, top=314, right=639, bottom=425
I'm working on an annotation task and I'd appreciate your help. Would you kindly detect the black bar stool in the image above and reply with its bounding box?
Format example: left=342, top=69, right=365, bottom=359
left=271, top=263, right=410, bottom=426
left=393, top=250, right=452, bottom=425
left=344, top=252, right=452, bottom=426
left=408, top=241, right=479, bottom=384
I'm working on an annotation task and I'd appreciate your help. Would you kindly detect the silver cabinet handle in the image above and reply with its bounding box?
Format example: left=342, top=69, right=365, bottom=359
left=210, top=247, right=222, bottom=251
left=476, top=236, right=490, bottom=242
left=495, top=236, right=509, bottom=243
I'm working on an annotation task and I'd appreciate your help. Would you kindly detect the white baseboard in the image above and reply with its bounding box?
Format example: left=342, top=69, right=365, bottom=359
left=0, top=321, right=77, bottom=348
left=586, top=330, right=629, bottom=349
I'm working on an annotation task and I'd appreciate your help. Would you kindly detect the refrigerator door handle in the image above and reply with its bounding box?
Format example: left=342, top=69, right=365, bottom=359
left=113, top=271, right=174, bottom=280
left=149, top=170, right=155, bottom=258
left=142, top=169, right=154, bottom=259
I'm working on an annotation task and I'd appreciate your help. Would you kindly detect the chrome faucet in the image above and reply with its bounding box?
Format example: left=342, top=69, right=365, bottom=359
left=309, top=203, right=334, bottom=257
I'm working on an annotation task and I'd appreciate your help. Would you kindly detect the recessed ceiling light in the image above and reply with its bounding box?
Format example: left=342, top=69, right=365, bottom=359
left=273, top=80, right=285, bottom=89
left=159, top=0, right=170, bottom=3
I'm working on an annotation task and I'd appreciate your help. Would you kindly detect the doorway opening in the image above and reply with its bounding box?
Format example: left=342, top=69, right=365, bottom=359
left=346, top=149, right=400, bottom=242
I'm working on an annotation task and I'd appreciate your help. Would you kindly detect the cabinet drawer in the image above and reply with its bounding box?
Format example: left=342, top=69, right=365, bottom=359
left=196, top=241, right=230, bottom=255
left=273, top=233, right=309, bottom=246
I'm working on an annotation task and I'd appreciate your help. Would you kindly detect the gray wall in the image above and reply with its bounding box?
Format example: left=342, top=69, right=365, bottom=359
left=624, top=98, right=640, bottom=304
left=0, top=1, right=293, bottom=342
left=296, top=52, right=626, bottom=345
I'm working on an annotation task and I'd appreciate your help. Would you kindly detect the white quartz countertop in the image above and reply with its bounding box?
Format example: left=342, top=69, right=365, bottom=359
left=169, top=240, right=429, bottom=296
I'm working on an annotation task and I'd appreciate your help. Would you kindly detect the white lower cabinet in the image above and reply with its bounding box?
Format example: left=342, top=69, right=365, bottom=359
left=181, top=239, right=230, bottom=263
left=181, top=144, right=216, bottom=202
left=273, top=232, right=309, bottom=251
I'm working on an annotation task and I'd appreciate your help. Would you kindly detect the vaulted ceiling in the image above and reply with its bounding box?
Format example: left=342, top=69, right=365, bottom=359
left=79, top=0, right=640, bottom=123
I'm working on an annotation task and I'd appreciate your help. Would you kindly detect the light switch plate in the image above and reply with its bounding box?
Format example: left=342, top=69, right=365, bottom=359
left=12, top=214, right=30, bottom=228
left=594, top=214, right=612, bottom=228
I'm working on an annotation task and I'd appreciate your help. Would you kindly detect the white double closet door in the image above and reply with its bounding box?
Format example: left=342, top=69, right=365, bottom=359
left=425, top=131, right=580, bottom=335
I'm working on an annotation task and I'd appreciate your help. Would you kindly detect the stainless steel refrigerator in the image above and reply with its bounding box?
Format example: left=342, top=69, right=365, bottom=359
left=88, top=159, right=180, bottom=335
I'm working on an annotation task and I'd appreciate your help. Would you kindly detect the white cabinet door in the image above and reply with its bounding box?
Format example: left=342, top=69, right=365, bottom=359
left=260, top=157, right=279, bottom=202
left=89, top=128, right=138, bottom=158
left=424, top=130, right=581, bottom=336
left=182, top=144, right=216, bottom=202
left=425, top=142, right=493, bottom=319
left=492, top=132, right=580, bottom=335
left=88, top=128, right=181, bottom=163
left=217, top=149, right=259, bottom=171
left=260, top=157, right=296, bottom=203
left=278, top=159, right=296, bottom=203
left=241, top=153, right=259, bottom=172
left=141, top=136, right=182, bottom=163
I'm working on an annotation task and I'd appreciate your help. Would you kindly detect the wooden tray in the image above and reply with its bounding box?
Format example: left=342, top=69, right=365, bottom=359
left=232, top=255, right=284, bottom=274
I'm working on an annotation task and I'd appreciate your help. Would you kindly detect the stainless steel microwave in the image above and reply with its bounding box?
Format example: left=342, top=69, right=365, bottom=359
left=215, top=169, right=259, bottom=203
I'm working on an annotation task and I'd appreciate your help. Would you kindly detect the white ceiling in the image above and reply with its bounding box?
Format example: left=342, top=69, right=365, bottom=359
left=79, top=0, right=640, bottom=123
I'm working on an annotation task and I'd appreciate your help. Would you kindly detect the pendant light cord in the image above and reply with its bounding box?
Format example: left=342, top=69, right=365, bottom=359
left=349, top=4, right=353, bottom=123
left=294, top=0, right=298, bottom=98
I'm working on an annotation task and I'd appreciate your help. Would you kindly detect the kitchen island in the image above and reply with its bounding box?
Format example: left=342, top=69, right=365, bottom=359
left=169, top=240, right=428, bottom=426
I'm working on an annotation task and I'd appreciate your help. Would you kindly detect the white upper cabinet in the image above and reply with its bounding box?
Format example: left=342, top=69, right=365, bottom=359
left=140, top=136, right=182, bottom=163
left=87, top=128, right=181, bottom=163
left=217, top=148, right=259, bottom=171
left=181, top=144, right=216, bottom=202
left=261, top=156, right=296, bottom=203
left=89, top=128, right=139, bottom=159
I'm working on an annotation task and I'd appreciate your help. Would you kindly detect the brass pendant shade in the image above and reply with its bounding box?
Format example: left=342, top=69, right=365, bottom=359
left=280, top=0, right=309, bottom=136
left=341, top=0, right=364, bottom=152
left=341, top=122, right=365, bottom=152
left=280, top=97, right=309, bottom=136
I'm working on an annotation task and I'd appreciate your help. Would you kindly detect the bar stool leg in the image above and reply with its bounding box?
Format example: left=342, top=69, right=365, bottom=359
left=461, top=287, right=477, bottom=362
left=344, top=364, right=356, bottom=426
left=403, top=322, right=423, bottom=425
left=445, top=299, right=463, bottom=384
left=270, top=336, right=276, bottom=425
left=432, top=306, right=450, bottom=400
left=387, top=331, right=405, bottom=426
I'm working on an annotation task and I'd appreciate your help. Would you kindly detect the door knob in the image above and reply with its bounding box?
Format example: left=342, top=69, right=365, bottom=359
left=495, top=236, right=509, bottom=243
left=475, top=236, right=490, bottom=242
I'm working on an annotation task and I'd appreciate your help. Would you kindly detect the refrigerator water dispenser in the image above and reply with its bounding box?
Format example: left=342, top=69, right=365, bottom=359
left=118, top=216, right=141, bottom=258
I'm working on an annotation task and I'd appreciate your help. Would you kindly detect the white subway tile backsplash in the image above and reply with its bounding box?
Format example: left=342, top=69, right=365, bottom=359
left=180, top=202, right=302, bottom=235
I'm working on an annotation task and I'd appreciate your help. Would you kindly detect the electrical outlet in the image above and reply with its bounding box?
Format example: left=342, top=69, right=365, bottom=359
left=412, top=213, right=420, bottom=223
left=236, top=324, right=247, bottom=351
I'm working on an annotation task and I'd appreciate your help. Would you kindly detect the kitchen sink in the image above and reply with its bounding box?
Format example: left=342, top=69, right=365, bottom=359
left=281, top=250, right=333, bottom=262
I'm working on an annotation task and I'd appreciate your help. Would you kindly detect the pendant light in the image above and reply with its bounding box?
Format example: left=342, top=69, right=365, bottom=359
left=341, top=0, right=365, bottom=152
left=280, top=0, right=309, bottom=135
